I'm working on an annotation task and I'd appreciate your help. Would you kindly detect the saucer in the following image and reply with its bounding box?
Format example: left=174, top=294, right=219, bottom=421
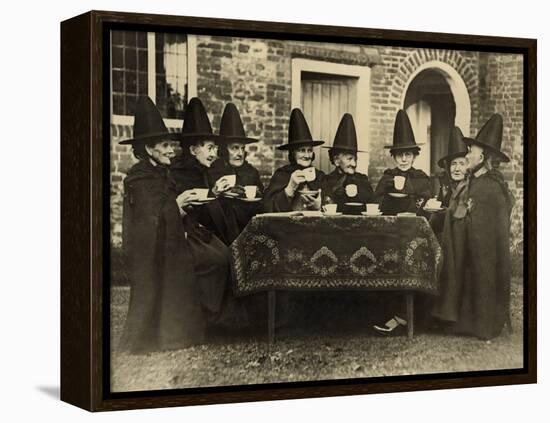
left=361, top=211, right=382, bottom=216
left=298, top=190, right=319, bottom=196
left=424, top=207, right=445, bottom=212
left=344, top=202, right=364, bottom=206
left=300, top=211, right=324, bottom=217
left=222, top=191, right=240, bottom=198
left=238, top=197, right=262, bottom=202
left=190, top=197, right=215, bottom=205
left=388, top=192, right=408, bottom=198
left=323, top=212, right=343, bottom=216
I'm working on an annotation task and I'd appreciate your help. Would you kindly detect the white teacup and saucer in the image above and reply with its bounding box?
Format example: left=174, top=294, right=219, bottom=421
left=322, top=204, right=342, bottom=216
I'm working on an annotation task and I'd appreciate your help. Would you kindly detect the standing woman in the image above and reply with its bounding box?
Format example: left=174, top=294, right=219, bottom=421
left=263, top=108, right=325, bottom=212
left=433, top=114, right=514, bottom=339
left=429, top=127, right=469, bottom=236
left=118, top=96, right=205, bottom=354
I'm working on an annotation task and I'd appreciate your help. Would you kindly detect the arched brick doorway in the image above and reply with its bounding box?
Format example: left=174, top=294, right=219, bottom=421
left=401, top=61, right=471, bottom=176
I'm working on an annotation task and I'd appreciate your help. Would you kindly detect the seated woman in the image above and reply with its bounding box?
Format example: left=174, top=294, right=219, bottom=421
left=171, top=98, right=241, bottom=246
left=171, top=97, right=248, bottom=330
left=263, top=108, right=325, bottom=212
left=118, top=96, right=208, bottom=354
left=207, top=103, right=264, bottom=241
left=372, top=110, right=432, bottom=335
left=321, top=113, right=375, bottom=213
left=374, top=110, right=431, bottom=215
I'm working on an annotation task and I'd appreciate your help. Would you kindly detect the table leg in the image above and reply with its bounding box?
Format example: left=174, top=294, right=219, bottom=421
left=406, top=293, right=414, bottom=339
left=268, top=290, right=276, bottom=346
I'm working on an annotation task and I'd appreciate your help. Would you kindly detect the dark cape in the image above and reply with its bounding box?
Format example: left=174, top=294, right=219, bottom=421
left=432, top=169, right=513, bottom=339
left=171, top=155, right=240, bottom=245
left=207, top=158, right=264, bottom=239
left=429, top=174, right=459, bottom=236
left=119, top=160, right=206, bottom=353
left=321, top=169, right=375, bottom=212
left=263, top=163, right=325, bottom=212
left=374, top=167, right=432, bottom=215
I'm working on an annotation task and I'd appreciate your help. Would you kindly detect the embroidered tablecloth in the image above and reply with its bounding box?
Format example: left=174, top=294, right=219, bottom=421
left=230, top=215, right=442, bottom=296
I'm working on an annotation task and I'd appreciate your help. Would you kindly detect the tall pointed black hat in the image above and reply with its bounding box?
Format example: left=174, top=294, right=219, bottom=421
left=384, top=109, right=423, bottom=153
left=119, top=96, right=177, bottom=145
left=219, top=103, right=258, bottom=144
left=437, top=126, right=469, bottom=168
left=277, top=108, right=324, bottom=150
left=323, top=113, right=366, bottom=153
left=463, top=114, right=510, bottom=162
left=179, top=97, right=223, bottom=144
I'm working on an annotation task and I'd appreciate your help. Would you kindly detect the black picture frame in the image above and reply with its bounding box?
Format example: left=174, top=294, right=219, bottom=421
left=60, top=10, right=537, bottom=411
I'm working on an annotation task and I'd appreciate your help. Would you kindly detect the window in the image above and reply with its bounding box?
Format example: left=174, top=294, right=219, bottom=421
left=111, top=31, right=191, bottom=120
left=155, top=33, right=188, bottom=120
left=111, top=31, right=148, bottom=116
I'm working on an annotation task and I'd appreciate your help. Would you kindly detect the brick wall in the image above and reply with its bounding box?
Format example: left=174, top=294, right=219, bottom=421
left=109, top=36, right=524, bottom=251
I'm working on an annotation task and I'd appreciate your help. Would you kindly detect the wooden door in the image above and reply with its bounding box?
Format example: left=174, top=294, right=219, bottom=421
left=406, top=100, right=431, bottom=175
left=301, top=73, right=357, bottom=174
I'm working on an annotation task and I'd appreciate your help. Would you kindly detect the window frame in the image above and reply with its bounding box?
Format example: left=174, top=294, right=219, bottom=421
left=291, top=58, right=371, bottom=174
left=110, top=32, right=197, bottom=128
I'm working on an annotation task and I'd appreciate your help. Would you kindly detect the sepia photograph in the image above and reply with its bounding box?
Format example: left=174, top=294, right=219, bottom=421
left=107, top=27, right=525, bottom=393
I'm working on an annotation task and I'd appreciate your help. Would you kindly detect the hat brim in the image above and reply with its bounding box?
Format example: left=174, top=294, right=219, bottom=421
left=277, top=140, right=325, bottom=150
left=463, top=138, right=510, bottom=163
left=437, top=152, right=468, bottom=169
left=178, top=133, right=226, bottom=144
left=219, top=135, right=259, bottom=145
left=384, top=143, right=424, bottom=150
left=119, top=132, right=180, bottom=145
left=322, top=145, right=368, bottom=154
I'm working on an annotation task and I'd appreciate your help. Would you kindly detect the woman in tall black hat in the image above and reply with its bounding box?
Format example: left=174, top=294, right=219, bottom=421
left=207, top=102, right=264, bottom=240
left=321, top=113, right=375, bottom=213
left=171, top=97, right=248, bottom=330
left=374, top=110, right=432, bottom=215
left=432, top=114, right=514, bottom=340
left=118, top=96, right=206, bottom=353
left=428, top=127, right=470, bottom=236
left=437, top=127, right=470, bottom=204
left=372, top=110, right=433, bottom=334
left=171, top=97, right=241, bottom=245
left=263, top=108, right=325, bottom=212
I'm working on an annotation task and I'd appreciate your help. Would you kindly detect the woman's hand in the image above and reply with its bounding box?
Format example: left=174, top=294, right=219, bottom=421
left=212, top=176, right=233, bottom=196
left=302, top=189, right=322, bottom=210
left=176, top=190, right=198, bottom=210
left=285, top=170, right=306, bottom=197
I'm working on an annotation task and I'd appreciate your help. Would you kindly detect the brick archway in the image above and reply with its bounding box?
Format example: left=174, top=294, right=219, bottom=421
left=389, top=50, right=476, bottom=136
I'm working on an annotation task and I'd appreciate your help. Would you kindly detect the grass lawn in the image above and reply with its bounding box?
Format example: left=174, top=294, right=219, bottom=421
left=110, top=278, right=524, bottom=392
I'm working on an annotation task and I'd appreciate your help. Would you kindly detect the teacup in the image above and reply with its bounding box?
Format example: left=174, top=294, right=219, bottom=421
left=394, top=175, right=406, bottom=190
left=194, top=188, right=209, bottom=200
left=303, top=167, right=316, bottom=182
left=244, top=185, right=257, bottom=199
left=425, top=198, right=442, bottom=209
left=345, top=184, right=358, bottom=197
left=323, top=204, right=338, bottom=214
left=365, top=203, right=380, bottom=215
